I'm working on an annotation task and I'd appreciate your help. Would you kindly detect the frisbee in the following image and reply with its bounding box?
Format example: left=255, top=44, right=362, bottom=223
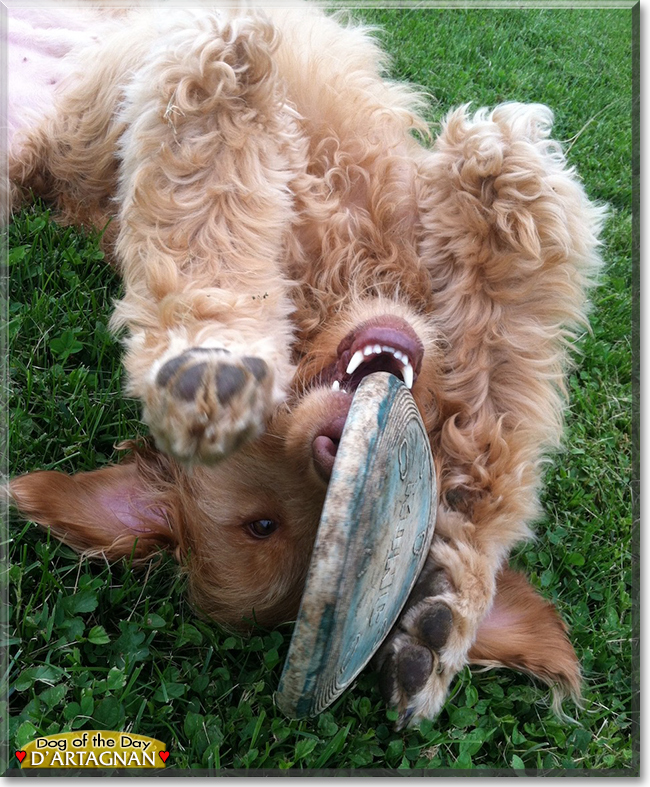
left=276, top=371, right=436, bottom=718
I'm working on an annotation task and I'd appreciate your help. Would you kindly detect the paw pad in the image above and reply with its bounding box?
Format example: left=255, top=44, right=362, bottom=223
left=148, top=347, right=272, bottom=462
left=172, top=362, right=210, bottom=401
left=416, top=602, right=453, bottom=652
left=396, top=643, right=434, bottom=695
left=156, top=347, right=230, bottom=386
left=377, top=577, right=458, bottom=728
left=215, top=363, right=248, bottom=404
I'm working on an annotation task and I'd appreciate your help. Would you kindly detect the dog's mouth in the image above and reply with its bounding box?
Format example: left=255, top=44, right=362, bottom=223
left=311, top=316, right=424, bottom=482
left=324, top=315, right=424, bottom=394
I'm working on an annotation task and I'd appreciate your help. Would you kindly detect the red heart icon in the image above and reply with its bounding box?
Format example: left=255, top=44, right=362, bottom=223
left=159, top=751, right=169, bottom=763
left=15, top=752, right=26, bottom=764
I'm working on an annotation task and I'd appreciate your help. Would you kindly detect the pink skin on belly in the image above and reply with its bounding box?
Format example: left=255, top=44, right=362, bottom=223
left=7, top=9, right=103, bottom=140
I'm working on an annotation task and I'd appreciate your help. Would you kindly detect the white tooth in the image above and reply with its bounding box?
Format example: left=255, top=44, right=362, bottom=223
left=382, top=346, right=396, bottom=355
left=394, top=350, right=405, bottom=363
left=363, top=345, right=374, bottom=356
left=332, top=380, right=340, bottom=391
left=373, top=344, right=382, bottom=355
left=346, top=350, right=365, bottom=376
left=403, top=363, right=414, bottom=389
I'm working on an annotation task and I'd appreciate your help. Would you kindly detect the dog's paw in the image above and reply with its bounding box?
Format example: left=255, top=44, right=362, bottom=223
left=145, top=346, right=273, bottom=463
left=376, top=567, right=463, bottom=729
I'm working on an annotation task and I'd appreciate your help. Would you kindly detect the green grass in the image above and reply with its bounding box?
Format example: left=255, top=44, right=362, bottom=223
left=3, top=6, right=634, bottom=774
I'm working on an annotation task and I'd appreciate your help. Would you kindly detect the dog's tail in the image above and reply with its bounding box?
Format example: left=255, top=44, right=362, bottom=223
left=469, top=568, right=582, bottom=717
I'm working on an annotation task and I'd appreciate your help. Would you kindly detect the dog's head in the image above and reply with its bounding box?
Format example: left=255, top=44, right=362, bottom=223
left=9, top=304, right=441, bottom=629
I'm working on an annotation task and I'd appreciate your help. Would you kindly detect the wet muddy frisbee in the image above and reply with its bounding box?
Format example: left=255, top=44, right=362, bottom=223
left=276, top=372, right=437, bottom=718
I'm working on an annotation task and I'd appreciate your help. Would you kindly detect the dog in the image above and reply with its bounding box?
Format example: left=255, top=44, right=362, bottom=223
left=7, top=4, right=605, bottom=728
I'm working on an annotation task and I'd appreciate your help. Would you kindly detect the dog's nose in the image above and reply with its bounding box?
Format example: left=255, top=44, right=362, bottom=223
left=312, top=415, right=347, bottom=482
left=312, top=435, right=339, bottom=481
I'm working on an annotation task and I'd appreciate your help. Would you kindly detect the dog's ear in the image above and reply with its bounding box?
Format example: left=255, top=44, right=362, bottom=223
left=468, top=568, right=581, bottom=712
left=8, top=452, right=179, bottom=560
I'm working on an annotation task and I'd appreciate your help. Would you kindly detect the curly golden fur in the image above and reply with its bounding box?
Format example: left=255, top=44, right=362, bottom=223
left=8, top=4, right=605, bottom=726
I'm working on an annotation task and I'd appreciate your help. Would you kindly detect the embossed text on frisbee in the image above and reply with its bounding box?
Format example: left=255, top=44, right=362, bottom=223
left=368, top=436, right=426, bottom=641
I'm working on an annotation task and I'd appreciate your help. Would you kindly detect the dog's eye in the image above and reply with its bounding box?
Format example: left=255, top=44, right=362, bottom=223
left=248, top=519, right=279, bottom=538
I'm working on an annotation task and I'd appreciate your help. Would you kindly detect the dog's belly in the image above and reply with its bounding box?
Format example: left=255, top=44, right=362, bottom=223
left=7, top=8, right=116, bottom=145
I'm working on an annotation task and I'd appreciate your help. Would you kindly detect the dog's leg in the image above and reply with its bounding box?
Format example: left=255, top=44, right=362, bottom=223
left=109, top=12, right=304, bottom=463
left=378, top=103, right=604, bottom=725
left=378, top=559, right=582, bottom=727
left=7, top=13, right=153, bottom=241
left=9, top=11, right=300, bottom=463
left=376, top=511, right=505, bottom=727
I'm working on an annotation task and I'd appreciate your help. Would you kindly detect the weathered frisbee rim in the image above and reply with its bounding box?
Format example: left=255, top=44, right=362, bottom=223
left=275, top=372, right=437, bottom=719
